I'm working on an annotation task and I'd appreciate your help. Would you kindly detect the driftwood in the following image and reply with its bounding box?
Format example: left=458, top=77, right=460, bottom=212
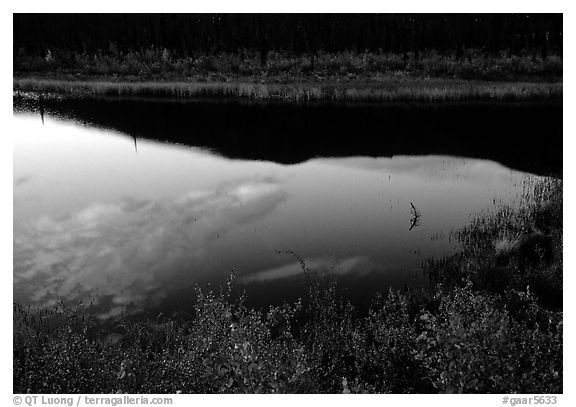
left=409, top=202, right=421, bottom=231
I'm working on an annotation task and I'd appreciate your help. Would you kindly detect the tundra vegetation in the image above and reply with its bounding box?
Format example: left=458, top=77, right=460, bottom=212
left=13, top=15, right=562, bottom=102
left=13, top=13, right=563, bottom=394
left=14, top=178, right=562, bottom=394
left=14, top=50, right=562, bottom=103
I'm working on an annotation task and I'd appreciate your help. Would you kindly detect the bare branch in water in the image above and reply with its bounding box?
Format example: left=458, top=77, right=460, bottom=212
left=409, top=202, right=421, bottom=231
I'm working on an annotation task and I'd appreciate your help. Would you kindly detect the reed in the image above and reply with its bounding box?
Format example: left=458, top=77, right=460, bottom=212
left=14, top=77, right=562, bottom=103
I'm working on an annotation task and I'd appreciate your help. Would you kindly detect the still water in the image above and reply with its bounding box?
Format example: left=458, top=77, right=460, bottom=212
left=13, top=109, right=546, bottom=318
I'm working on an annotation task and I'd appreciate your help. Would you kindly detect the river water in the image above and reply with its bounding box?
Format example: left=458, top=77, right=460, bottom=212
left=13, top=98, right=560, bottom=318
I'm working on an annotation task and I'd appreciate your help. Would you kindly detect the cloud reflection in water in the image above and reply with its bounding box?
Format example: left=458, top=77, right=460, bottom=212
left=14, top=177, right=287, bottom=316
left=241, top=256, right=372, bottom=284
left=13, top=114, right=540, bottom=319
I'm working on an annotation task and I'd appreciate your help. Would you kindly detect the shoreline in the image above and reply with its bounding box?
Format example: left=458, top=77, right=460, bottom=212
left=14, top=76, right=562, bottom=104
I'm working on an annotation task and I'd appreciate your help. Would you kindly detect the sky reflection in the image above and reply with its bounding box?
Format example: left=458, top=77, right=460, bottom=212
left=13, top=114, right=541, bottom=317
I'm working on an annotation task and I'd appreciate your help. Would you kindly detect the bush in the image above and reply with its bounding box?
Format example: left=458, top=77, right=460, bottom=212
left=14, top=278, right=562, bottom=393
left=13, top=47, right=562, bottom=82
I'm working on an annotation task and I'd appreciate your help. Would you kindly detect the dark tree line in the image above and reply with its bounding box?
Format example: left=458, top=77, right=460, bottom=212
left=14, top=14, right=562, bottom=58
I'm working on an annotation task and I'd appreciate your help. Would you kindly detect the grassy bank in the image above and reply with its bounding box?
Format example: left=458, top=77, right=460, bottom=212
left=14, top=179, right=562, bottom=394
left=14, top=49, right=562, bottom=103
left=14, top=77, right=562, bottom=103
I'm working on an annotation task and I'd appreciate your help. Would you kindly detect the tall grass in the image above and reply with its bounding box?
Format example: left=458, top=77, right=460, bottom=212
left=14, top=77, right=562, bottom=103
left=14, top=48, right=562, bottom=103
left=426, top=178, right=562, bottom=306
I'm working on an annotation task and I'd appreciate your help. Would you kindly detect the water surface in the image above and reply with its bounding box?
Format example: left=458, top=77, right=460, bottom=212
left=13, top=109, right=547, bottom=318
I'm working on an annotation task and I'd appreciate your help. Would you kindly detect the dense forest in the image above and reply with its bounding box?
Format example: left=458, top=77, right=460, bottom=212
left=14, top=14, right=562, bottom=58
